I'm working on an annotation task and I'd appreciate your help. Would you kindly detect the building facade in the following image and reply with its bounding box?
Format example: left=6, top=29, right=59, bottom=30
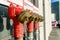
left=0, top=0, right=52, bottom=40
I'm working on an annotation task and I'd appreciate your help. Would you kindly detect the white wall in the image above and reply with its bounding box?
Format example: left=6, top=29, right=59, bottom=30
left=51, top=13, right=55, bottom=21
left=0, top=0, right=23, bottom=6
left=0, top=0, right=9, bottom=6
left=39, top=0, right=52, bottom=40
left=38, top=0, right=44, bottom=40
left=45, top=0, right=52, bottom=40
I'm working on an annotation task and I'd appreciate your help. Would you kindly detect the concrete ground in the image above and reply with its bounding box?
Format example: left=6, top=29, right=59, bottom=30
left=48, top=27, right=60, bottom=40
left=2, top=27, right=60, bottom=40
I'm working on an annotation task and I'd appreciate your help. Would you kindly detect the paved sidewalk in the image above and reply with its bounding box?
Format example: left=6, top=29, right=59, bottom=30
left=49, top=28, right=60, bottom=40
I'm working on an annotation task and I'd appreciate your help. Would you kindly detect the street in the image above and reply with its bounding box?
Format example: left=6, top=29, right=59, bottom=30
left=49, top=27, right=60, bottom=40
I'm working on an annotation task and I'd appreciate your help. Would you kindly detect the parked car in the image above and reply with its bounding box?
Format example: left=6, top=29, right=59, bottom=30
left=52, top=20, right=58, bottom=28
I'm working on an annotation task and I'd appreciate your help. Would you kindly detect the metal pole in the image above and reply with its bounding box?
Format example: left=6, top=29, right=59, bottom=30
left=24, top=22, right=27, bottom=40
left=34, top=21, right=39, bottom=40
left=28, top=32, right=33, bottom=40
left=43, top=0, right=46, bottom=40
left=15, top=38, right=23, bottom=40
left=38, top=26, right=40, bottom=40
left=35, top=29, right=38, bottom=40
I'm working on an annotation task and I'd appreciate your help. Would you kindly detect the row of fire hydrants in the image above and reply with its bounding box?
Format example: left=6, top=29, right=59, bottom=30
left=8, top=3, right=44, bottom=40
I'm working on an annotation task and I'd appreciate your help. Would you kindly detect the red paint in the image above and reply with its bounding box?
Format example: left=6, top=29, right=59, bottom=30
left=15, top=5, right=23, bottom=16
left=8, top=3, right=15, bottom=19
left=13, top=17, right=24, bottom=38
left=27, top=21, right=34, bottom=32
left=35, top=21, right=39, bottom=30
left=8, top=1, right=24, bottom=38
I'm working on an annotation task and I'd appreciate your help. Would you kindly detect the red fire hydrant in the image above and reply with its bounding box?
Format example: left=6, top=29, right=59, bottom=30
left=8, top=3, right=24, bottom=40
left=13, top=18, right=24, bottom=39
left=27, top=21, right=34, bottom=40
left=34, top=21, right=39, bottom=40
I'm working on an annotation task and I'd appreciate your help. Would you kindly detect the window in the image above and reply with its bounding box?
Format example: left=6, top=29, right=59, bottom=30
left=3, top=7, right=8, bottom=17
left=0, top=5, right=8, bottom=16
left=30, top=0, right=39, bottom=8
left=0, top=5, right=4, bottom=16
